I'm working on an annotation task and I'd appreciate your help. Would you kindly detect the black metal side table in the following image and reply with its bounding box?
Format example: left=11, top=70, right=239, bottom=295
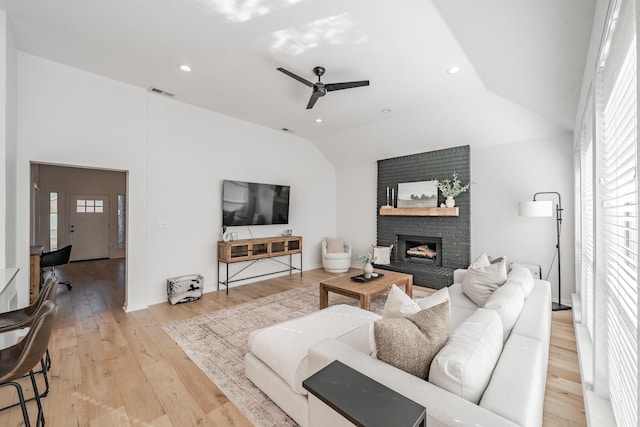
left=303, top=360, right=426, bottom=427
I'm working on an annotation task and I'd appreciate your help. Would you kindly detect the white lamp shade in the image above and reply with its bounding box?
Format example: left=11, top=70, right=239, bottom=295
left=518, top=200, right=553, bottom=217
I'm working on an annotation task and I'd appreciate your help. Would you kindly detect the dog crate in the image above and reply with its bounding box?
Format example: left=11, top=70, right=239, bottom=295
left=167, top=274, right=203, bottom=305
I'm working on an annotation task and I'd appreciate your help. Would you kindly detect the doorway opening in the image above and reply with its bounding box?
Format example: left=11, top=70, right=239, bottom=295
left=30, top=163, right=128, bottom=307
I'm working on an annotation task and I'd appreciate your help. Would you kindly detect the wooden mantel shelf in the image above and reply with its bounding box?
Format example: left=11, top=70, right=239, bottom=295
left=379, top=206, right=459, bottom=217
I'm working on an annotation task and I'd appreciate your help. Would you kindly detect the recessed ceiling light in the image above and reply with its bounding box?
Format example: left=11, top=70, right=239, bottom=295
left=447, top=66, right=461, bottom=74
left=381, top=108, right=392, bottom=113
left=315, top=118, right=323, bottom=123
left=179, top=64, right=192, bottom=72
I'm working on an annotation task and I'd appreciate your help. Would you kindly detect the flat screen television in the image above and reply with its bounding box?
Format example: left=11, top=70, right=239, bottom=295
left=222, top=180, right=290, bottom=226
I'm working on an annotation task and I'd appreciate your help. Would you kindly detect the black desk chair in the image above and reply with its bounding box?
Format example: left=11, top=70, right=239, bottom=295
left=40, top=245, right=73, bottom=290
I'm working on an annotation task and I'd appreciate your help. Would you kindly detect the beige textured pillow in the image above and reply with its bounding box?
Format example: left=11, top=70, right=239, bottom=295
left=462, top=260, right=508, bottom=306
left=373, top=301, right=450, bottom=379
left=326, top=237, right=344, bottom=253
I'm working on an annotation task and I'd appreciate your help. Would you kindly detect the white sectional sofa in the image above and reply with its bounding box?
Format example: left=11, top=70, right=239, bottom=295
left=245, top=267, right=552, bottom=427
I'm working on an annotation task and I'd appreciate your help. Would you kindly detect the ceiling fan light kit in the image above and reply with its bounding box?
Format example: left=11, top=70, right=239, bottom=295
left=277, top=66, right=369, bottom=109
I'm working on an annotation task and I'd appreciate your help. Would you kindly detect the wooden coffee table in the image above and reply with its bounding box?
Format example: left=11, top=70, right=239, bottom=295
left=319, top=270, right=413, bottom=311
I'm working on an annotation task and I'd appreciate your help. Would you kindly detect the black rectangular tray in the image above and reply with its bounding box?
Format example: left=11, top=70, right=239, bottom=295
left=350, top=273, right=384, bottom=282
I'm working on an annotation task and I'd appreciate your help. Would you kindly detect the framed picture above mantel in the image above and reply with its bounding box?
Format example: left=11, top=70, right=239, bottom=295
left=396, top=180, right=438, bottom=208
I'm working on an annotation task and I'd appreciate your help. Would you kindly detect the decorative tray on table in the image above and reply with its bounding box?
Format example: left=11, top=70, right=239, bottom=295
left=350, top=273, right=384, bottom=282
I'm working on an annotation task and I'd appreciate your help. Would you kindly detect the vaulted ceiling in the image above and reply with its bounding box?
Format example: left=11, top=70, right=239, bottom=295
left=0, top=0, right=595, bottom=167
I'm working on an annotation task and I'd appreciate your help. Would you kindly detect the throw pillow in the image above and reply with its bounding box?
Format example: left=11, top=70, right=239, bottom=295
left=382, top=284, right=419, bottom=319
left=373, top=301, right=450, bottom=379
left=470, top=252, right=491, bottom=269
left=382, top=284, right=450, bottom=319
left=488, top=255, right=511, bottom=272
left=326, top=237, right=344, bottom=253
left=461, top=259, right=508, bottom=306
left=417, top=287, right=450, bottom=311
left=372, top=244, right=393, bottom=265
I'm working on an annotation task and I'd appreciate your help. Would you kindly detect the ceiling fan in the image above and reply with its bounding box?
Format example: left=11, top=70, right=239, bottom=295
left=277, top=66, right=369, bottom=109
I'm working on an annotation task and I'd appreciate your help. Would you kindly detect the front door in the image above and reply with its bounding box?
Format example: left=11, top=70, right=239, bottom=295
left=69, top=194, right=110, bottom=261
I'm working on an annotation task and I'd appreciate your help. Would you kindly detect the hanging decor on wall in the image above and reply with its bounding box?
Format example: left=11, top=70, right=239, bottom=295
left=397, top=180, right=438, bottom=208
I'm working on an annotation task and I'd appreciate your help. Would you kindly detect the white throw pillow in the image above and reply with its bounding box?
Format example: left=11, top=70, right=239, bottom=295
left=417, top=287, right=450, bottom=311
left=470, top=252, right=491, bottom=269
left=382, top=285, right=450, bottom=319
left=429, top=308, right=504, bottom=404
left=382, top=284, right=420, bottom=319
left=372, top=244, right=393, bottom=265
left=461, top=260, right=508, bottom=306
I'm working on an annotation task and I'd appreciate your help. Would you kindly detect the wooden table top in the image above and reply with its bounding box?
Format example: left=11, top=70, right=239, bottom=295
left=319, top=269, right=412, bottom=294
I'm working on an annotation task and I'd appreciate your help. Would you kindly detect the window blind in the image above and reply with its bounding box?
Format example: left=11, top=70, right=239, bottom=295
left=599, top=0, right=638, bottom=424
left=581, top=120, right=594, bottom=338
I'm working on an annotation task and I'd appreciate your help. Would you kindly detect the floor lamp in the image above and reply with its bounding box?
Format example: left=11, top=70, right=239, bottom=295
left=518, top=192, right=571, bottom=311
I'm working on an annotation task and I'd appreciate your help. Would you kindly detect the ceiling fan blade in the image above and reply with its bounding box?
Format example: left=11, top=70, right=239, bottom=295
left=277, top=67, right=313, bottom=87
left=306, top=92, right=321, bottom=109
left=325, top=80, right=370, bottom=91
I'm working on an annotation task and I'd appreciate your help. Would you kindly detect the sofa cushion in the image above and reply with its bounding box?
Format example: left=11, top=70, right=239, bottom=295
left=461, top=259, right=508, bottom=306
left=511, top=280, right=552, bottom=344
left=373, top=301, right=450, bottom=378
left=480, top=334, right=546, bottom=427
left=382, top=284, right=449, bottom=319
left=429, top=308, right=504, bottom=404
left=248, top=304, right=379, bottom=395
left=484, top=282, right=525, bottom=341
left=506, top=267, right=535, bottom=298
left=326, top=237, right=345, bottom=253
left=447, top=283, right=479, bottom=331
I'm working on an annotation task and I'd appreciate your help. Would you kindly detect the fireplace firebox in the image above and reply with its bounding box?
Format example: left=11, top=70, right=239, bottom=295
left=396, top=235, right=443, bottom=266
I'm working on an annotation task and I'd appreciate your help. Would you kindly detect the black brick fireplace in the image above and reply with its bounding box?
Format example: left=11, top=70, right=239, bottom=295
left=375, top=146, right=471, bottom=289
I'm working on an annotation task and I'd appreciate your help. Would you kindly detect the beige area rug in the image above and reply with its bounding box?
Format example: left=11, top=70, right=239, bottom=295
left=162, top=282, right=428, bottom=427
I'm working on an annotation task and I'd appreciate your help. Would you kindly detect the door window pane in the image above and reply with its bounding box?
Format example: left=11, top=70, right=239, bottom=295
left=117, top=195, right=126, bottom=249
left=49, top=192, right=58, bottom=251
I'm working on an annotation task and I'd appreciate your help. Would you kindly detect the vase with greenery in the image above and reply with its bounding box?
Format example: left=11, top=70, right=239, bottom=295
left=438, top=172, right=469, bottom=208
left=357, top=253, right=376, bottom=279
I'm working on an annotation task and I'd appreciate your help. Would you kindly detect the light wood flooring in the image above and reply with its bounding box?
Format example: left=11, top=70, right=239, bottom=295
left=0, top=259, right=586, bottom=426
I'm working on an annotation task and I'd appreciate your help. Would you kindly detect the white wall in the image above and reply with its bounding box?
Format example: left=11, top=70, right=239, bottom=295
left=15, top=53, right=336, bottom=310
left=17, top=53, right=148, bottom=310
left=145, top=95, right=335, bottom=303
left=0, top=11, right=7, bottom=268
left=5, top=14, right=16, bottom=269
left=0, top=11, right=16, bottom=268
left=336, top=135, right=576, bottom=305
left=336, top=163, right=377, bottom=263
left=471, top=135, right=575, bottom=306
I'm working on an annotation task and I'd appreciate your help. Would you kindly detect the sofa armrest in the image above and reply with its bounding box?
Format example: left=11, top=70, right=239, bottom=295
left=308, top=338, right=519, bottom=427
